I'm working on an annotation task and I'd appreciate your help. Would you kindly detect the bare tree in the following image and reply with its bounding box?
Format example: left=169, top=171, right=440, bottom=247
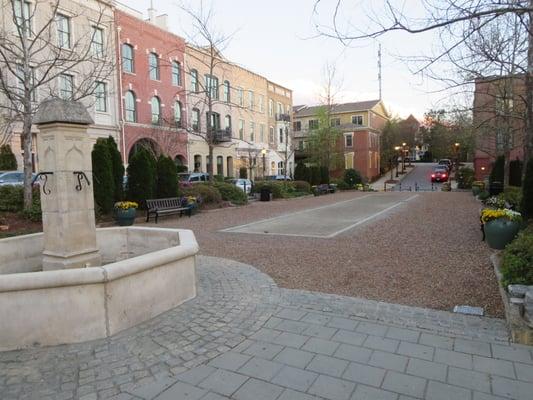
left=0, top=0, right=115, bottom=208
left=312, top=0, right=533, bottom=176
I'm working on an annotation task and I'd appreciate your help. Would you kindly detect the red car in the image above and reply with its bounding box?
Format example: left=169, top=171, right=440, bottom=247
left=431, top=167, right=449, bottom=182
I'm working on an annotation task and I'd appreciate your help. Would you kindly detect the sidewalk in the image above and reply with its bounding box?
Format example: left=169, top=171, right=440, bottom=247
left=372, top=165, right=416, bottom=191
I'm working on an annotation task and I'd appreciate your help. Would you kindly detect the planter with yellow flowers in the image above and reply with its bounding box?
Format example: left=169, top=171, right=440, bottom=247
left=481, top=208, right=522, bottom=250
left=114, top=201, right=139, bottom=226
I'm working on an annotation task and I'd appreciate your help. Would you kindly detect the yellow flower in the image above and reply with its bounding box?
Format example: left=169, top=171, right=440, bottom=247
left=114, top=201, right=138, bottom=210
left=481, top=208, right=521, bottom=223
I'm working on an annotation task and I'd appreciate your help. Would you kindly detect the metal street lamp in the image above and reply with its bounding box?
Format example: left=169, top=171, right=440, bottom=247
left=454, top=142, right=460, bottom=178
left=261, top=148, right=267, bottom=178
left=394, top=146, right=401, bottom=177
left=402, top=142, right=407, bottom=173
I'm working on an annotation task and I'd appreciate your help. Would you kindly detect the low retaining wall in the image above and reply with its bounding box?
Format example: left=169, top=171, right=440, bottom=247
left=0, top=227, right=198, bottom=351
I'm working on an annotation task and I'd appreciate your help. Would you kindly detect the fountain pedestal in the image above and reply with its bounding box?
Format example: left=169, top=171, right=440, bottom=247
left=34, top=99, right=101, bottom=270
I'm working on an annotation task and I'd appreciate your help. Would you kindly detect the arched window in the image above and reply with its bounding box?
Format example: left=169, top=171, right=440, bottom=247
left=151, top=96, right=161, bottom=124
left=278, top=161, right=285, bottom=176
left=223, top=80, right=230, bottom=102
left=148, top=52, right=159, bottom=80
left=122, top=43, right=134, bottom=73
left=192, top=108, right=200, bottom=131
left=124, top=91, right=136, bottom=122
left=174, top=101, right=182, bottom=127
left=216, top=155, right=223, bottom=175
left=224, top=115, right=231, bottom=131
left=171, top=61, right=181, bottom=86
left=190, top=69, right=198, bottom=92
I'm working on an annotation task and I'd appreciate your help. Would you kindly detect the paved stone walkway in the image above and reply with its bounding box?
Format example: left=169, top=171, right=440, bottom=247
left=1, top=256, right=532, bottom=400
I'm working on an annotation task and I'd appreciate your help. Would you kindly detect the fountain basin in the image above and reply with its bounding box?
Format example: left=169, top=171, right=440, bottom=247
left=0, top=227, right=198, bottom=351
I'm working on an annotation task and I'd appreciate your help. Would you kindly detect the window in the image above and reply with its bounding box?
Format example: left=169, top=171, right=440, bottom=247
left=258, top=95, right=264, bottom=113
left=193, top=154, right=202, bottom=172
left=345, top=153, right=354, bottom=169
left=14, top=0, right=32, bottom=36
left=206, top=112, right=220, bottom=131
left=190, top=69, right=198, bottom=92
left=15, top=65, right=36, bottom=101
left=248, top=90, right=254, bottom=109
left=279, top=128, right=284, bottom=143
left=124, top=91, right=136, bottom=122
left=205, top=75, right=219, bottom=99
left=95, top=81, right=107, bottom=112
left=249, top=121, right=255, bottom=142
left=59, top=74, right=73, bottom=100
left=239, top=119, right=245, bottom=140
left=122, top=44, right=134, bottom=73
left=277, top=102, right=283, bottom=115
left=298, top=140, right=304, bottom=151
left=260, top=124, right=265, bottom=142
left=269, top=99, right=274, bottom=117
left=192, top=108, right=200, bottom=131
left=174, top=101, right=182, bottom=127
left=308, top=119, right=318, bottom=130
left=56, top=13, right=70, bottom=48
left=150, top=97, right=161, bottom=124
left=293, top=121, right=301, bottom=131
left=91, top=27, right=104, bottom=57
left=237, top=88, right=243, bottom=107
left=171, top=61, right=181, bottom=86
left=330, top=118, right=340, bottom=127
left=278, top=161, right=285, bottom=176
left=345, top=134, right=353, bottom=147
left=224, top=115, right=231, bottom=130
left=223, top=80, right=230, bottom=102
left=217, top=156, right=223, bottom=175
left=149, top=53, right=159, bottom=80
left=269, top=126, right=274, bottom=142
left=352, top=115, right=363, bottom=125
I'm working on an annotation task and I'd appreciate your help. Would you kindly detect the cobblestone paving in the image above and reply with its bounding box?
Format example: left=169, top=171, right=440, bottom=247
left=1, top=256, right=531, bottom=400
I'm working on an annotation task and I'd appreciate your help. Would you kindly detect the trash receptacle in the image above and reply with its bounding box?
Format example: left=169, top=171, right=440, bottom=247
left=260, top=187, right=271, bottom=201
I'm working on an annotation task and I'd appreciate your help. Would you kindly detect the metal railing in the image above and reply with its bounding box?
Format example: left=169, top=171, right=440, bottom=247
left=275, top=113, right=291, bottom=122
left=213, top=128, right=232, bottom=142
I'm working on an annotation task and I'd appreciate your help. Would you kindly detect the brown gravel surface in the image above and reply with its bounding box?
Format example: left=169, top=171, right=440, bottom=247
left=153, top=191, right=504, bottom=318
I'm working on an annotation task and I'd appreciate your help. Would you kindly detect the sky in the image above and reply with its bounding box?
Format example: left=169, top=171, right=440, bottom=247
left=120, top=0, right=450, bottom=119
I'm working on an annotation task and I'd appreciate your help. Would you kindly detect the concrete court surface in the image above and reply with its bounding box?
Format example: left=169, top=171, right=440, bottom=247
left=221, top=192, right=418, bottom=238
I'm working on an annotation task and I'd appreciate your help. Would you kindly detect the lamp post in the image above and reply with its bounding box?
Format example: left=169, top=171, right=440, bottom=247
left=394, top=146, right=401, bottom=177
left=261, top=148, right=267, bottom=178
left=402, top=142, right=407, bottom=173
left=454, top=142, right=460, bottom=179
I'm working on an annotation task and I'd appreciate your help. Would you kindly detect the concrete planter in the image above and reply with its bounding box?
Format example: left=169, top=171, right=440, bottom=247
left=484, top=219, right=521, bottom=250
left=0, top=227, right=198, bottom=351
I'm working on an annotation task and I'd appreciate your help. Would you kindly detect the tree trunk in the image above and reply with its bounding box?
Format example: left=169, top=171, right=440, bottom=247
left=22, top=113, right=33, bottom=210
left=207, top=144, right=214, bottom=180
left=524, top=1, right=533, bottom=178
left=503, top=150, right=510, bottom=187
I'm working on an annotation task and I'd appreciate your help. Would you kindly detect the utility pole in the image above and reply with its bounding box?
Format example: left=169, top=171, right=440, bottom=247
left=378, top=44, right=382, bottom=100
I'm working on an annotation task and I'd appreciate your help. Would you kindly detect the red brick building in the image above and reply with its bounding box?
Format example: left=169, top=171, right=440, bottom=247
left=293, top=100, right=389, bottom=181
left=115, top=6, right=188, bottom=165
left=473, top=76, right=525, bottom=181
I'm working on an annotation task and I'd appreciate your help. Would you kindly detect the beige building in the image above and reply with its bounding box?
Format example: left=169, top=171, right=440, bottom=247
left=267, top=81, right=294, bottom=177
left=0, top=0, right=120, bottom=170
left=184, top=45, right=292, bottom=179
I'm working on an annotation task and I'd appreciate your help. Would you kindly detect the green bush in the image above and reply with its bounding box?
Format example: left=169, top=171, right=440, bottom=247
left=214, top=182, right=248, bottom=205
left=522, top=158, right=533, bottom=220
left=239, top=167, right=247, bottom=179
left=308, top=166, right=321, bottom=185
left=156, top=155, right=178, bottom=198
left=498, top=186, right=522, bottom=210
left=292, top=180, right=311, bottom=193
left=344, top=169, right=362, bottom=186
left=182, top=183, right=222, bottom=204
left=500, top=230, right=533, bottom=287
left=294, top=162, right=308, bottom=181
left=91, top=139, right=115, bottom=214
left=213, top=174, right=224, bottom=182
left=477, top=190, right=490, bottom=201
left=0, top=144, right=17, bottom=170
left=176, top=164, right=188, bottom=173
left=490, top=155, right=504, bottom=184
left=319, top=166, right=330, bottom=184
left=0, top=185, right=23, bottom=211
left=457, top=167, right=475, bottom=189
left=509, top=159, right=523, bottom=187
left=106, top=137, right=124, bottom=202
left=253, top=181, right=290, bottom=199
left=331, top=178, right=350, bottom=190
left=127, top=148, right=156, bottom=209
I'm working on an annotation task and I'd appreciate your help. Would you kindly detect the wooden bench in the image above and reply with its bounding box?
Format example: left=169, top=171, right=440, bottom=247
left=314, top=184, right=336, bottom=196
left=146, top=197, right=192, bottom=223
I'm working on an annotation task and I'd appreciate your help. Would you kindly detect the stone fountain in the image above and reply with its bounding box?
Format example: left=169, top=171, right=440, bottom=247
left=0, top=99, right=198, bottom=351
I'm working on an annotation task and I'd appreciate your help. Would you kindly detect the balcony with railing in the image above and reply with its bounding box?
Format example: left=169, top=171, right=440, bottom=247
left=275, top=113, right=291, bottom=122
left=213, top=128, right=232, bottom=143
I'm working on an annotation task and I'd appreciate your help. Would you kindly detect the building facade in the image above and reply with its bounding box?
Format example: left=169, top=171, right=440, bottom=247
left=267, top=81, right=294, bottom=177
left=293, top=100, right=388, bottom=181
left=115, top=5, right=188, bottom=165
left=473, top=76, right=525, bottom=181
left=0, top=0, right=120, bottom=170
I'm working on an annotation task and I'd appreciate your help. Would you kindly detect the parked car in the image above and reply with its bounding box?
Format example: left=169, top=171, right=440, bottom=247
left=265, top=175, right=292, bottom=181
left=231, top=179, right=252, bottom=194
left=178, top=172, right=210, bottom=183
left=0, top=171, right=37, bottom=186
left=431, top=166, right=449, bottom=183
left=438, top=159, right=453, bottom=171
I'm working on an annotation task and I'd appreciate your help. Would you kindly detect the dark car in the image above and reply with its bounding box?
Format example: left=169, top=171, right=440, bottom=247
left=438, top=159, right=453, bottom=171
left=431, top=166, right=449, bottom=183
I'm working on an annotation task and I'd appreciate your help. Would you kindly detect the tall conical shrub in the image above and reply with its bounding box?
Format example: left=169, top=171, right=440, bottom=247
left=490, top=155, right=505, bottom=184
left=127, top=148, right=155, bottom=209
left=91, top=139, right=115, bottom=214
left=521, top=159, right=533, bottom=220
left=0, top=144, right=17, bottom=170
left=106, top=136, right=124, bottom=202
left=156, top=155, right=178, bottom=198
